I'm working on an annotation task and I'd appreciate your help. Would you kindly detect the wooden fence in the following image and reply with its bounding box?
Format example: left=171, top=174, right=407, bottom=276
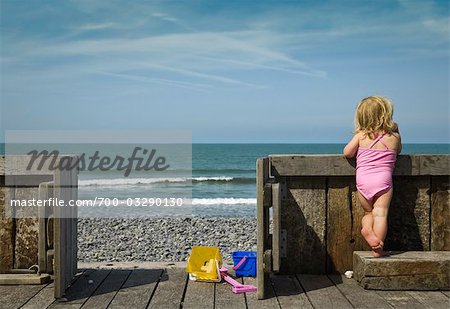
left=0, top=155, right=79, bottom=299
left=256, top=154, right=449, bottom=299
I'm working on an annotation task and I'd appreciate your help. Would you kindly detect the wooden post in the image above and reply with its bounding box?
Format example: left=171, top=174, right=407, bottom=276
left=256, top=157, right=269, bottom=299
left=53, top=156, right=78, bottom=299
left=38, top=181, right=53, bottom=274
left=431, top=176, right=450, bottom=250
left=272, top=183, right=281, bottom=273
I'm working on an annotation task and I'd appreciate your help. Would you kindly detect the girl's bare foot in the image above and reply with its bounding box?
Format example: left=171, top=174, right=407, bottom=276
left=361, top=227, right=384, bottom=249
left=371, top=249, right=391, bottom=258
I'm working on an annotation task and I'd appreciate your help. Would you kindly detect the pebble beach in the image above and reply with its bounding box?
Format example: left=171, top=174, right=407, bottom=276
left=77, top=217, right=257, bottom=264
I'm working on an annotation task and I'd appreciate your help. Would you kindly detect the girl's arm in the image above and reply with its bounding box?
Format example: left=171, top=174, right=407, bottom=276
left=397, top=133, right=402, bottom=154
left=343, top=133, right=360, bottom=158
left=393, top=124, right=402, bottom=154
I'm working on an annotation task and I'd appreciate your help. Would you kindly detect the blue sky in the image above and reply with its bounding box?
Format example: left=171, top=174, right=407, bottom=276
left=1, top=0, right=449, bottom=143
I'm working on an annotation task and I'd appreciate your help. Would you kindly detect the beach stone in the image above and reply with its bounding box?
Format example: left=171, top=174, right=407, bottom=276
left=353, top=251, right=450, bottom=290
left=77, top=217, right=257, bottom=264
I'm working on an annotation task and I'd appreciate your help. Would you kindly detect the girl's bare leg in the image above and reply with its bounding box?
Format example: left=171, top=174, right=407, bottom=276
left=358, top=191, right=383, bottom=250
left=371, top=188, right=393, bottom=257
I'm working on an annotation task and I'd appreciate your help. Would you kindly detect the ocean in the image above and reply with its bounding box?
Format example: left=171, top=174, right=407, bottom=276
left=1, top=143, right=449, bottom=217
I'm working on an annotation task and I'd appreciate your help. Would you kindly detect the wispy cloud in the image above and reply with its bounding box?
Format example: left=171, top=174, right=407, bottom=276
left=150, top=12, right=193, bottom=31
left=1, top=0, right=448, bottom=90
left=93, top=70, right=213, bottom=92
left=71, top=22, right=117, bottom=32
left=423, top=17, right=449, bottom=34
left=3, top=28, right=328, bottom=90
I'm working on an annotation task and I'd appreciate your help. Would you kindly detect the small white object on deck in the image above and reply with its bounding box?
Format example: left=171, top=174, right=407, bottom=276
left=344, top=270, right=353, bottom=279
left=88, top=279, right=94, bottom=284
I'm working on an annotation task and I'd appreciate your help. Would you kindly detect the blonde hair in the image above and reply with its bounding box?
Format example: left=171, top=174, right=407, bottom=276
left=354, top=96, right=398, bottom=138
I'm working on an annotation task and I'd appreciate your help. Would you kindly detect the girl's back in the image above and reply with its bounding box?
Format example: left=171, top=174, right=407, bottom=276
left=359, top=132, right=401, bottom=153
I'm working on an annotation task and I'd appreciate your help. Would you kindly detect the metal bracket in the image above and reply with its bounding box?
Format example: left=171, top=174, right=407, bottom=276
left=280, top=178, right=287, bottom=200
left=280, top=229, right=287, bottom=258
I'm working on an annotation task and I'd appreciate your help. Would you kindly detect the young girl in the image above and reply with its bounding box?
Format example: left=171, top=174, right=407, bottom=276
left=344, top=96, right=402, bottom=257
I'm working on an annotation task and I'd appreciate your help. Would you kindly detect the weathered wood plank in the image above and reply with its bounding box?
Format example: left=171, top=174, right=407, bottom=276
left=4, top=175, right=53, bottom=187
left=243, top=276, right=280, bottom=309
left=182, top=279, right=214, bottom=309
left=327, top=177, right=353, bottom=274
left=109, top=268, right=162, bottom=309
left=280, top=177, right=326, bottom=274
left=22, top=281, right=55, bottom=309
left=2, top=155, right=60, bottom=176
left=82, top=269, right=131, bottom=309
left=0, top=185, right=14, bottom=271
left=354, top=251, right=450, bottom=290
left=271, top=155, right=357, bottom=176
left=431, top=176, right=450, bottom=250
left=53, top=158, right=79, bottom=299
left=53, top=215, right=65, bottom=299
left=407, top=291, right=450, bottom=309
left=297, top=274, right=353, bottom=308
left=215, top=277, right=246, bottom=309
left=49, top=269, right=110, bottom=308
left=270, top=155, right=449, bottom=176
left=441, top=291, right=449, bottom=297
left=0, top=273, right=50, bottom=284
left=38, top=181, right=52, bottom=274
left=0, top=284, right=47, bottom=309
left=70, top=164, right=78, bottom=282
left=376, top=290, right=432, bottom=309
left=256, top=157, right=269, bottom=299
left=272, top=183, right=281, bottom=273
left=328, top=274, right=393, bottom=308
left=327, top=177, right=371, bottom=273
left=420, top=155, right=450, bottom=175
left=386, top=176, right=430, bottom=251
left=14, top=187, right=40, bottom=268
left=270, top=274, right=313, bottom=308
left=148, top=268, right=186, bottom=309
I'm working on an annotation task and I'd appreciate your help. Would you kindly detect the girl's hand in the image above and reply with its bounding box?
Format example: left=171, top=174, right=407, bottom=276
left=343, top=133, right=360, bottom=158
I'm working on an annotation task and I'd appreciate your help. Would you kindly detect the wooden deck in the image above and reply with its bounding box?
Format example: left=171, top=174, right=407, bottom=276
left=1, top=267, right=449, bottom=309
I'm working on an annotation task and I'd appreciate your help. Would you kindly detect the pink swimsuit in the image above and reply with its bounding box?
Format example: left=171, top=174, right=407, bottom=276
left=356, top=133, right=397, bottom=201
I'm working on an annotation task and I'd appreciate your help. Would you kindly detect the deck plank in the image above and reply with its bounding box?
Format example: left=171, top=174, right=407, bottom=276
left=441, top=291, right=449, bottom=298
left=297, top=274, right=353, bottom=309
left=244, top=276, right=280, bottom=309
left=375, top=290, right=428, bottom=309
left=214, top=278, right=246, bottom=309
left=270, top=274, right=313, bottom=308
left=108, top=268, right=162, bottom=309
left=407, top=291, right=450, bottom=309
left=214, top=270, right=247, bottom=309
left=22, top=281, right=55, bottom=309
left=148, top=268, right=187, bottom=309
left=328, top=274, right=392, bottom=308
left=81, top=269, right=131, bottom=309
left=0, top=284, right=47, bottom=309
left=49, top=269, right=111, bottom=308
left=182, top=279, right=214, bottom=309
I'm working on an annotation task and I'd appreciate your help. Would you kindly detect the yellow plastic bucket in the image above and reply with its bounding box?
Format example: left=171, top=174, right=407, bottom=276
left=186, top=246, right=222, bottom=281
